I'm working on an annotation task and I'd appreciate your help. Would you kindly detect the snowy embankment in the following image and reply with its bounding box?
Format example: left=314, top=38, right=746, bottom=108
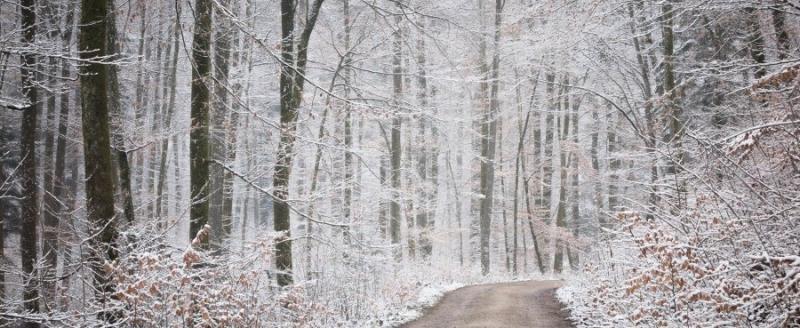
left=556, top=276, right=600, bottom=328
left=382, top=282, right=464, bottom=327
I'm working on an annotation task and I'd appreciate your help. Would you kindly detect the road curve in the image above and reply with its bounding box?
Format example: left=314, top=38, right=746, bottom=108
left=400, top=280, right=574, bottom=328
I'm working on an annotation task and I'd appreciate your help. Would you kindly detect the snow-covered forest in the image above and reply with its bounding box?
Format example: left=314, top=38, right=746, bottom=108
left=0, top=0, right=798, bottom=326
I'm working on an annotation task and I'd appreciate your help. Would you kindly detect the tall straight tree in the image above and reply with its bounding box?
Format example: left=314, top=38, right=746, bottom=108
left=79, top=0, right=120, bottom=321
left=52, top=3, right=76, bottom=309
left=19, top=0, right=40, bottom=323
left=661, top=0, right=684, bottom=211
left=416, top=15, right=433, bottom=260
left=512, top=71, right=538, bottom=275
left=155, top=5, right=181, bottom=223
left=210, top=0, right=234, bottom=247
left=390, top=0, right=403, bottom=262
left=553, top=77, right=570, bottom=273
left=274, top=0, right=325, bottom=287
left=479, top=0, right=503, bottom=275
left=190, top=0, right=212, bottom=245
left=107, top=0, right=135, bottom=225
left=342, top=0, right=353, bottom=247
left=41, top=2, right=62, bottom=306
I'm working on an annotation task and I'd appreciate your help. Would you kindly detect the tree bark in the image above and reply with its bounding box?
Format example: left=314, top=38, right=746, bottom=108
left=79, top=0, right=120, bottom=321
left=478, top=0, right=503, bottom=276
left=274, top=0, right=325, bottom=286
left=210, top=0, right=234, bottom=248
left=629, top=1, right=659, bottom=221
left=49, top=3, right=76, bottom=309
left=106, top=2, right=135, bottom=225
left=512, top=74, right=536, bottom=276
left=553, top=77, right=570, bottom=274
left=415, top=15, right=434, bottom=260
left=390, top=1, right=403, bottom=262
left=662, top=1, right=684, bottom=208
left=523, top=168, right=545, bottom=274
left=155, top=7, right=181, bottom=224
left=20, top=0, right=40, bottom=323
left=342, top=0, right=353, bottom=248
left=190, top=0, right=213, bottom=246
left=568, top=81, right=581, bottom=270
left=41, top=0, right=65, bottom=308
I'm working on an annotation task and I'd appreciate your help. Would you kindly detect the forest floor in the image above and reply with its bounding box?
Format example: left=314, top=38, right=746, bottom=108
left=399, top=280, right=574, bottom=328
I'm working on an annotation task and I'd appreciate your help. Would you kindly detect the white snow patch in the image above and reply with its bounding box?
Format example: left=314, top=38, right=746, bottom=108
left=385, top=282, right=464, bottom=327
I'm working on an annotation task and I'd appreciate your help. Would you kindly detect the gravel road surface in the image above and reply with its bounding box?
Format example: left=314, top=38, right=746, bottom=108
left=401, top=280, right=573, bottom=328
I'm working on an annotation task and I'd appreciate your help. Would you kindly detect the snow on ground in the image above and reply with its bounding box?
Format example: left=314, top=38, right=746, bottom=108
left=384, top=282, right=464, bottom=327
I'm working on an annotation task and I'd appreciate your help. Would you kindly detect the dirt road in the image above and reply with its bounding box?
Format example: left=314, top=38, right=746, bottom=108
left=400, top=280, right=573, bottom=328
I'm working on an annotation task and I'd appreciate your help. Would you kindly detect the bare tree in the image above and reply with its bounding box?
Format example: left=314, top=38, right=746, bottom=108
left=274, top=0, right=325, bottom=286
left=19, top=0, right=40, bottom=324
left=78, top=0, right=120, bottom=321
left=479, top=0, right=503, bottom=275
left=190, top=0, right=213, bottom=246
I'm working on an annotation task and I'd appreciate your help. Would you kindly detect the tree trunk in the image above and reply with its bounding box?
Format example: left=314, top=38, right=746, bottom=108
left=404, top=113, right=416, bottom=261
left=479, top=0, right=503, bottom=276
left=629, top=1, right=659, bottom=221
left=568, top=79, right=581, bottom=270
left=342, top=0, right=353, bottom=248
left=222, top=15, right=246, bottom=243
left=415, top=15, right=432, bottom=260
left=146, top=11, right=167, bottom=220
left=607, top=110, right=620, bottom=211
left=553, top=77, right=570, bottom=274
left=390, top=2, right=403, bottom=262
left=540, top=73, right=556, bottom=215
left=513, top=80, right=535, bottom=276
left=446, top=154, right=464, bottom=266
left=210, top=0, right=234, bottom=248
left=79, top=0, right=120, bottom=321
left=274, top=0, right=325, bottom=286
left=661, top=0, right=684, bottom=211
left=523, top=169, right=545, bottom=274
left=498, top=120, right=510, bottom=273
left=190, top=0, right=212, bottom=246
left=155, top=8, right=181, bottom=224
left=41, top=1, right=65, bottom=308
left=20, top=0, right=40, bottom=323
left=746, top=9, right=767, bottom=79
left=106, top=2, right=135, bottom=225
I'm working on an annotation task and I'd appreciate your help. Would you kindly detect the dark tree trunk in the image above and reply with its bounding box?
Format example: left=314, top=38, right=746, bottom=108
left=553, top=78, right=570, bottom=274
left=512, top=81, right=535, bottom=276
left=662, top=1, right=684, bottom=209
left=274, top=0, right=325, bottom=286
left=523, top=171, right=545, bottom=274
left=41, top=1, right=63, bottom=308
left=79, top=0, right=120, bottom=321
left=746, top=9, right=766, bottom=79
left=47, top=2, right=76, bottom=309
left=20, top=0, right=41, bottom=324
left=190, top=0, right=212, bottom=246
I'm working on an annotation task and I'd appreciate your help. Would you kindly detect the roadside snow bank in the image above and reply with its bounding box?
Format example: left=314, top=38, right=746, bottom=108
left=383, top=282, right=463, bottom=327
